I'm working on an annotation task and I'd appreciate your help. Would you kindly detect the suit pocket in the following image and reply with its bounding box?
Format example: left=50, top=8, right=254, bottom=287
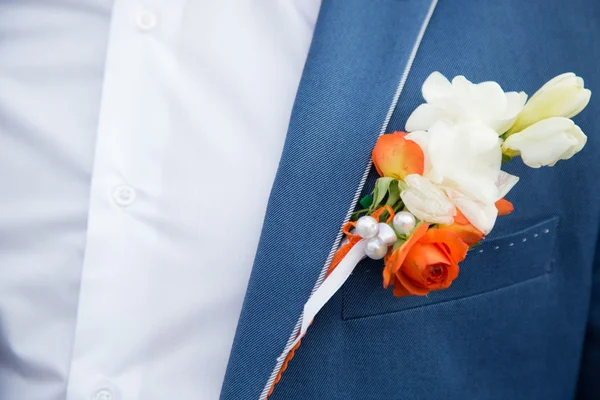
left=342, top=216, right=559, bottom=320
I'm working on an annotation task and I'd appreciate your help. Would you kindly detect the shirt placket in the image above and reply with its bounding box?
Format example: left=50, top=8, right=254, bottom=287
left=65, top=2, right=184, bottom=399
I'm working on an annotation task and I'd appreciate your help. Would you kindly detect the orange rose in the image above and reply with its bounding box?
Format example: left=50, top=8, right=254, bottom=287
left=372, top=132, right=424, bottom=180
left=383, top=224, right=469, bottom=297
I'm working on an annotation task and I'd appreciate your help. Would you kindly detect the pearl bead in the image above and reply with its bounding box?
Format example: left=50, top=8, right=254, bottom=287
left=356, top=216, right=379, bottom=239
left=393, top=211, right=417, bottom=235
left=377, top=223, right=397, bottom=246
left=365, top=237, right=388, bottom=260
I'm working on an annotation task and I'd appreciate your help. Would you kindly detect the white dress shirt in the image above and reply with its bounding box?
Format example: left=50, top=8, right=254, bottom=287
left=0, top=1, right=320, bottom=399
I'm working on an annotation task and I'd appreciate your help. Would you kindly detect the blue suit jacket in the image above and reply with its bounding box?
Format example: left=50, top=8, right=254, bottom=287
left=220, top=0, right=600, bottom=398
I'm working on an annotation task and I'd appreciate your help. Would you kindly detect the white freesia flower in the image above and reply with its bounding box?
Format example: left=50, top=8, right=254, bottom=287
left=400, top=174, right=456, bottom=225
left=408, top=122, right=504, bottom=203
left=508, top=73, right=591, bottom=134
left=502, top=117, right=587, bottom=168
left=406, top=122, right=519, bottom=233
left=406, top=72, right=527, bottom=134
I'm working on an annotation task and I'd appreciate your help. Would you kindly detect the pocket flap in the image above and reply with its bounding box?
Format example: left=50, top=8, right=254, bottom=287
left=342, top=216, right=559, bottom=320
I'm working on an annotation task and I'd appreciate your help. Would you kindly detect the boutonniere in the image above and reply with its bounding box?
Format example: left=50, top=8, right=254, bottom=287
left=370, top=71, right=591, bottom=295
left=269, top=72, right=591, bottom=396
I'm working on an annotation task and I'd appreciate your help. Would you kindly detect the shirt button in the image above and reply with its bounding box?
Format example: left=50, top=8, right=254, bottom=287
left=112, top=185, right=136, bottom=207
left=93, top=388, right=114, bottom=400
left=136, top=10, right=157, bottom=31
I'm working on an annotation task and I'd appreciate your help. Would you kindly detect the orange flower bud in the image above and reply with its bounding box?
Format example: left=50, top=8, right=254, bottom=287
left=372, top=132, right=424, bottom=180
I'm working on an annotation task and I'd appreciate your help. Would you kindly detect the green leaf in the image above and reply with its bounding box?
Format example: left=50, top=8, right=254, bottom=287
left=391, top=239, right=406, bottom=254
left=397, top=180, right=409, bottom=192
left=359, top=194, right=373, bottom=209
left=370, top=177, right=394, bottom=211
left=393, top=201, right=405, bottom=213
left=350, top=208, right=370, bottom=221
left=385, top=180, right=400, bottom=207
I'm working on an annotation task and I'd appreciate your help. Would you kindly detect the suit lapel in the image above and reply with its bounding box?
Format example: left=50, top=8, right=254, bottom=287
left=220, top=0, right=438, bottom=398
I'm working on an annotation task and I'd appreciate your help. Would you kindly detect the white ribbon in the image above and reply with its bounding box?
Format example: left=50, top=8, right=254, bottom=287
left=278, top=239, right=368, bottom=361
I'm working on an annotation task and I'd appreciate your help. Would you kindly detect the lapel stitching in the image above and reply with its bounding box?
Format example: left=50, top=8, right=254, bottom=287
left=259, top=0, right=440, bottom=398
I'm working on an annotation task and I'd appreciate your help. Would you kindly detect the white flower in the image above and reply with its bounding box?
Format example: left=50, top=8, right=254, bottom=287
left=406, top=72, right=527, bottom=134
left=408, top=121, right=504, bottom=203
left=406, top=122, right=519, bottom=233
left=502, top=117, right=587, bottom=168
left=400, top=174, right=456, bottom=225
left=508, top=73, right=591, bottom=134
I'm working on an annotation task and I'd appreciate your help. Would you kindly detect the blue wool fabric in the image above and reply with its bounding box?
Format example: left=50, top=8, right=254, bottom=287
left=220, top=0, right=600, bottom=399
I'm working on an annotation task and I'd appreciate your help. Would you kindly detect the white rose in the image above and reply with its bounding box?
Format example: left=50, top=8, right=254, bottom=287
left=406, top=72, right=527, bottom=134
left=502, top=117, right=587, bottom=168
left=508, top=73, right=591, bottom=134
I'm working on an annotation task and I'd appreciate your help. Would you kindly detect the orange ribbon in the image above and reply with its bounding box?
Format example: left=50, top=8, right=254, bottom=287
left=267, top=206, right=395, bottom=397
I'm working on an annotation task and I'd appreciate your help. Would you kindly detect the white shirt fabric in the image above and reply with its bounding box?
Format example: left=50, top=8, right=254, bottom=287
left=0, top=1, right=320, bottom=399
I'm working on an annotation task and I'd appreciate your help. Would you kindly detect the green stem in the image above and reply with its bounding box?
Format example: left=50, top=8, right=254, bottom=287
left=351, top=208, right=370, bottom=221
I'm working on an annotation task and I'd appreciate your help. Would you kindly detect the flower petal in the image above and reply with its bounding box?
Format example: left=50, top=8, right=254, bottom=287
left=425, top=122, right=502, bottom=204
left=405, top=104, right=443, bottom=132
left=495, top=198, right=514, bottom=216
left=372, top=132, right=425, bottom=179
left=405, top=130, right=433, bottom=173
left=532, top=72, right=575, bottom=100
left=401, top=242, right=431, bottom=282
left=401, top=174, right=456, bottom=225
left=440, top=208, right=485, bottom=246
left=392, top=281, right=414, bottom=297
left=420, top=228, right=469, bottom=263
left=444, top=188, right=498, bottom=234
left=492, top=91, right=528, bottom=134
left=503, top=117, right=587, bottom=168
left=422, top=71, right=453, bottom=104
left=383, top=223, right=430, bottom=287
left=409, top=72, right=527, bottom=134
left=509, top=73, right=591, bottom=133
left=496, top=171, right=519, bottom=199
left=396, top=271, right=430, bottom=296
